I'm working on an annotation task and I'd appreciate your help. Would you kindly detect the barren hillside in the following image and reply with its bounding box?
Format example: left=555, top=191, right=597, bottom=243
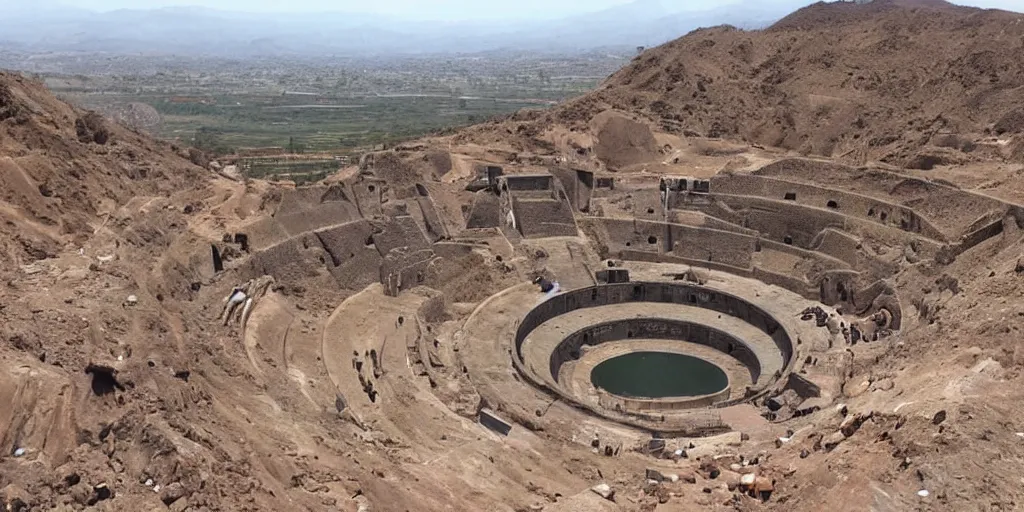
left=0, top=74, right=206, bottom=265
left=462, top=0, right=1024, bottom=170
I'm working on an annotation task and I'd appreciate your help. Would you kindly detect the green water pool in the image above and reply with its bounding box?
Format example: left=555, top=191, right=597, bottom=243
left=590, top=351, right=728, bottom=398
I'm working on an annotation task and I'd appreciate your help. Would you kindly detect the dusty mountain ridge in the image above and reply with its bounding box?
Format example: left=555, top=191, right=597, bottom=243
left=462, top=0, right=1024, bottom=170
left=3, top=1, right=1024, bottom=511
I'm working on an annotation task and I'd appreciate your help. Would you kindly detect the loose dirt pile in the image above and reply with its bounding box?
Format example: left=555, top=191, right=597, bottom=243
left=590, top=110, right=661, bottom=170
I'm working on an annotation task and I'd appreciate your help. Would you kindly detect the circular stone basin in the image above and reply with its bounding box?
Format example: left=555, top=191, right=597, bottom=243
left=590, top=351, right=728, bottom=399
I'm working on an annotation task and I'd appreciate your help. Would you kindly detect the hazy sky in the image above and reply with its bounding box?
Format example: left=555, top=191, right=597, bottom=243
left=60, top=0, right=1024, bottom=20
left=66, top=0, right=655, bottom=19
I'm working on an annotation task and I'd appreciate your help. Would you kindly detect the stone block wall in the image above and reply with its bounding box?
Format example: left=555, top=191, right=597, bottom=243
left=314, top=220, right=382, bottom=290
left=415, top=196, right=449, bottom=242
left=466, top=192, right=501, bottom=229
left=243, top=217, right=292, bottom=252
left=276, top=201, right=361, bottom=236
left=430, top=241, right=476, bottom=260
left=512, top=197, right=578, bottom=238
left=668, top=223, right=756, bottom=269
left=275, top=188, right=326, bottom=216
left=712, top=174, right=946, bottom=240
left=372, top=216, right=430, bottom=256
left=314, top=220, right=375, bottom=266
left=246, top=236, right=328, bottom=284
left=598, top=386, right=732, bottom=412
left=754, top=158, right=1007, bottom=238
left=584, top=217, right=866, bottom=300
left=810, top=228, right=861, bottom=266
left=757, top=239, right=848, bottom=272
left=711, top=194, right=845, bottom=248
left=952, top=218, right=1005, bottom=257
left=619, top=250, right=755, bottom=277
left=550, top=168, right=596, bottom=212
left=348, top=179, right=385, bottom=218
left=631, top=189, right=671, bottom=223
left=752, top=267, right=816, bottom=299
left=584, top=218, right=758, bottom=270
left=503, top=174, right=554, bottom=192
left=515, top=282, right=794, bottom=375
left=689, top=213, right=761, bottom=236
left=379, top=248, right=437, bottom=296
left=588, top=218, right=666, bottom=254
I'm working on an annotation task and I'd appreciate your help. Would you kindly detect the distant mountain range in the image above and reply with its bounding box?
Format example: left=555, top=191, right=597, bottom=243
left=0, top=0, right=800, bottom=57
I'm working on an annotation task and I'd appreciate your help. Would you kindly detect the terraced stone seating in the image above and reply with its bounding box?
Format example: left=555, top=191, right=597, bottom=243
left=512, top=282, right=795, bottom=415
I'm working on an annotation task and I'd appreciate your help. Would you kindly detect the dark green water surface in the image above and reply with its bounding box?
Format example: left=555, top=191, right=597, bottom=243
left=590, top=351, right=728, bottom=398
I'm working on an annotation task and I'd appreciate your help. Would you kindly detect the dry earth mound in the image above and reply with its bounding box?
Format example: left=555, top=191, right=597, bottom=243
left=590, top=110, right=660, bottom=170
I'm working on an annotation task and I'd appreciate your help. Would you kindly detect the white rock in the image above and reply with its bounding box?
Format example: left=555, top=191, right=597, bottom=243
left=20, top=264, right=43, bottom=275
left=126, top=295, right=138, bottom=305
left=893, top=402, right=915, bottom=413
left=13, top=447, right=26, bottom=457
left=153, top=484, right=161, bottom=493
left=740, top=474, right=756, bottom=486
left=221, top=165, right=242, bottom=180
left=591, top=483, right=615, bottom=500
left=666, top=474, right=679, bottom=483
left=917, top=489, right=929, bottom=497
left=145, top=479, right=153, bottom=487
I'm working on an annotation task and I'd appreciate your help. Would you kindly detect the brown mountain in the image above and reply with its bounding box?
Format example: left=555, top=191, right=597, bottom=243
left=463, top=0, right=1024, bottom=170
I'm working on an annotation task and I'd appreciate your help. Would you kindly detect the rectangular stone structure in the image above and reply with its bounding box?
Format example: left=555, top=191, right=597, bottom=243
left=479, top=408, right=512, bottom=436
left=596, top=269, right=630, bottom=284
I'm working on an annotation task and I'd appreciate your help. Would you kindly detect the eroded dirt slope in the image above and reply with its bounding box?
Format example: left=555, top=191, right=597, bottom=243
left=0, top=73, right=206, bottom=265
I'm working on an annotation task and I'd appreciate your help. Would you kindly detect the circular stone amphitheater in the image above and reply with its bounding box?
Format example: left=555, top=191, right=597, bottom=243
left=220, top=154, right=1021, bottom=442
left=458, top=260, right=832, bottom=434
left=514, top=281, right=794, bottom=413
left=196, top=142, right=1024, bottom=509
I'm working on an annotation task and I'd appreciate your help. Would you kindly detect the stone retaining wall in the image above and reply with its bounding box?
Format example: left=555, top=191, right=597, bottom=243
left=549, top=318, right=761, bottom=384
left=514, top=282, right=794, bottom=386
